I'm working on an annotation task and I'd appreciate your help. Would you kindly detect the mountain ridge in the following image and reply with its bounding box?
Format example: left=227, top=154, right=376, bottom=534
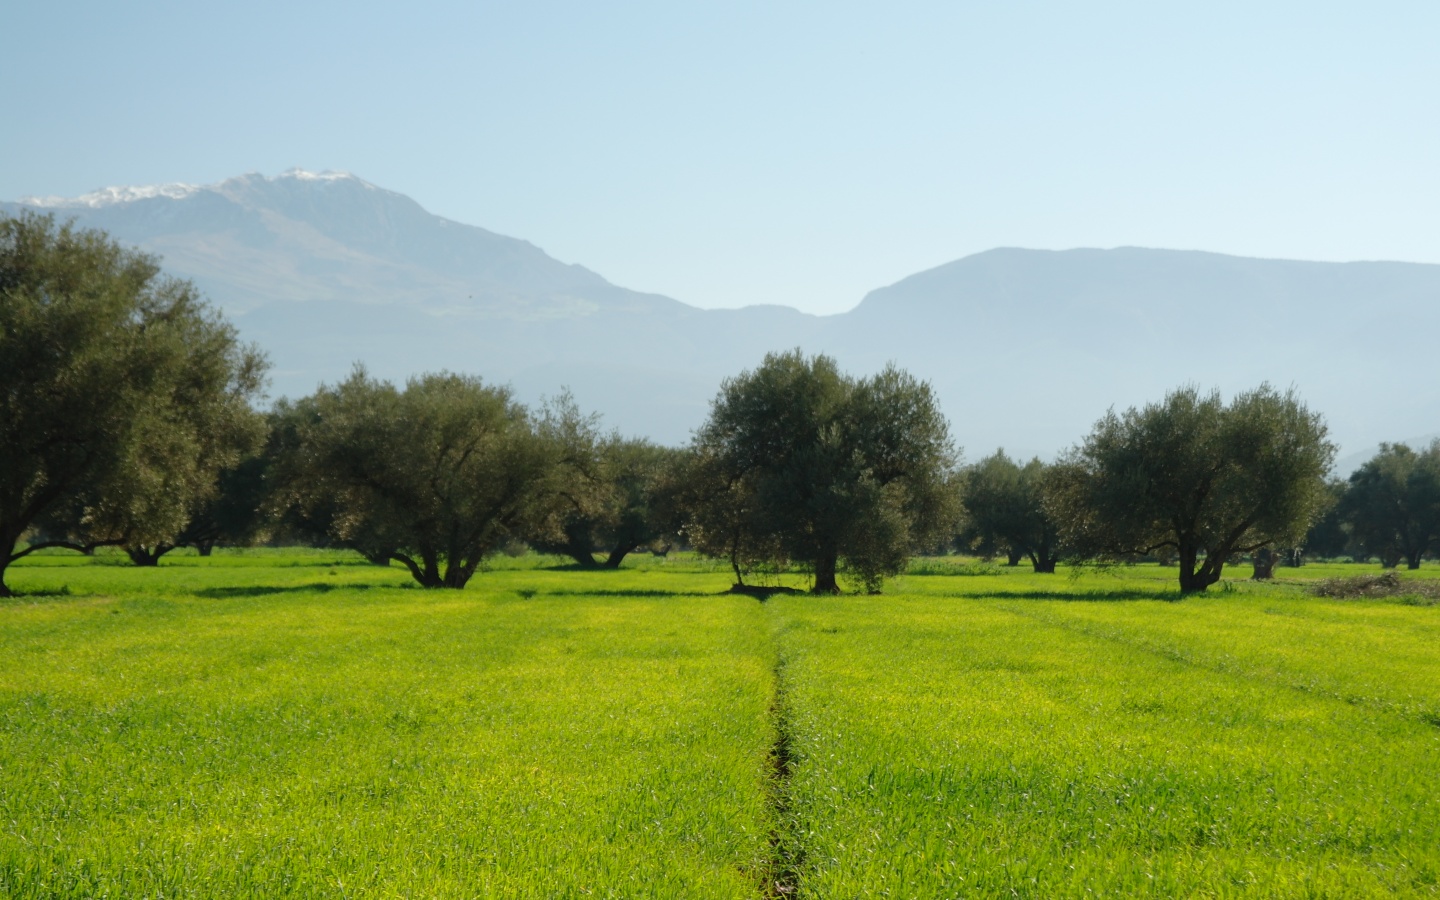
left=6, top=171, right=1438, bottom=463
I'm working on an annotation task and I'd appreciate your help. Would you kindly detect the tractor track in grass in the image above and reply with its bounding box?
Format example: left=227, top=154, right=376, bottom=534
left=762, top=652, right=802, bottom=898
left=993, top=600, right=1440, bottom=729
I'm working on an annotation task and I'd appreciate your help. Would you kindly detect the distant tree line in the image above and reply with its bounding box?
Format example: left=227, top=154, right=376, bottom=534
left=3, top=213, right=1431, bottom=597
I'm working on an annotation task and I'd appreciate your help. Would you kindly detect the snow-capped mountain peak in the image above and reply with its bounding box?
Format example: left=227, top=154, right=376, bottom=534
left=276, top=167, right=366, bottom=185
left=18, top=169, right=371, bottom=210
left=19, top=181, right=202, bottom=208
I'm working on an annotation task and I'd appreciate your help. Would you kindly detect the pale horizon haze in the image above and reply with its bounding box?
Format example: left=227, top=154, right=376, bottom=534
left=2, top=1, right=1437, bottom=314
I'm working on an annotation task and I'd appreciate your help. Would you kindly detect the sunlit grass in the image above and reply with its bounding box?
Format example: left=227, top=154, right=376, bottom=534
left=2, top=553, right=1438, bottom=897
left=0, top=555, right=771, bottom=898
left=774, top=567, right=1440, bottom=897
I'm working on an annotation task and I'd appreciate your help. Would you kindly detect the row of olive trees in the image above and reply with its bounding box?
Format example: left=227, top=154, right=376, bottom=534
left=1297, top=442, right=1440, bottom=569
left=957, top=386, right=1337, bottom=592
left=0, top=213, right=1349, bottom=597
left=662, top=352, right=1341, bottom=596
left=0, top=214, right=669, bottom=593
left=262, top=371, right=688, bottom=587
left=961, top=435, right=1440, bottom=580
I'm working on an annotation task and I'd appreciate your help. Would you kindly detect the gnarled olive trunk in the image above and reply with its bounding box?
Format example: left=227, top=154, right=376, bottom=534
left=1177, top=541, right=1224, bottom=593
left=126, top=545, right=175, bottom=567
left=602, top=544, right=636, bottom=569
left=1028, top=540, right=1060, bottom=574
left=1251, top=547, right=1276, bottom=580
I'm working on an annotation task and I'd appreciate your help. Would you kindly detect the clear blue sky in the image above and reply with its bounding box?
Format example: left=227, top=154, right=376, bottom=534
left=3, top=1, right=1437, bottom=314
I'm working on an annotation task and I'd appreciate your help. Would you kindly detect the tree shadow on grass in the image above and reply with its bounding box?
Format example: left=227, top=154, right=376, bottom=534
left=2, top=586, right=79, bottom=601
left=196, top=583, right=386, bottom=599
left=539, top=588, right=715, bottom=598
left=977, top=589, right=1184, bottom=603
left=727, top=584, right=808, bottom=601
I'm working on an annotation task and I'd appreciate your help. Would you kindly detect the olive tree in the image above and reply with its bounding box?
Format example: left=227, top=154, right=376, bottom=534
left=691, top=351, right=959, bottom=593
left=0, top=213, right=266, bottom=594
left=536, top=437, right=681, bottom=569
left=1340, top=442, right=1440, bottom=569
left=1047, top=385, right=1334, bottom=593
left=273, top=369, right=596, bottom=588
left=960, top=450, right=1063, bottom=573
left=656, top=445, right=786, bottom=588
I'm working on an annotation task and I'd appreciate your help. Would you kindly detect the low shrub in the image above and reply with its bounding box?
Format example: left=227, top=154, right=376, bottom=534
left=1311, top=571, right=1440, bottom=604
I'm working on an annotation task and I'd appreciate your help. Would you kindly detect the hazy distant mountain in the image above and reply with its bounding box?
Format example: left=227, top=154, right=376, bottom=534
left=7, top=172, right=1438, bottom=460
left=834, top=247, right=1440, bottom=463
left=3, top=170, right=815, bottom=443
left=12, top=170, right=679, bottom=318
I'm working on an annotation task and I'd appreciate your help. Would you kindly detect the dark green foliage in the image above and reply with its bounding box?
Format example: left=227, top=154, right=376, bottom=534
left=271, top=369, right=597, bottom=588
left=0, top=213, right=266, bottom=593
left=1296, top=479, right=1350, bottom=562
left=960, top=450, right=1063, bottom=572
left=1340, top=441, right=1440, bottom=569
left=689, top=350, right=959, bottom=593
left=655, top=445, right=785, bottom=587
left=533, top=438, right=680, bottom=568
left=1047, top=385, right=1335, bottom=593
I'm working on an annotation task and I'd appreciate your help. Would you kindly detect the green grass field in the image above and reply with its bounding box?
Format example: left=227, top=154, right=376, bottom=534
left=2, top=552, right=1438, bottom=897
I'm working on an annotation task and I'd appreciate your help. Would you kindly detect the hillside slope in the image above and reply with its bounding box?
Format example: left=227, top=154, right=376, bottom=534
left=8, top=175, right=1437, bottom=459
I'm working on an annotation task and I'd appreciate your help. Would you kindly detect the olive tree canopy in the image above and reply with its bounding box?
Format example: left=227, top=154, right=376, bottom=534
left=273, top=369, right=597, bottom=588
left=534, top=437, right=680, bottom=569
left=960, top=450, right=1063, bottom=573
left=691, top=350, right=959, bottom=593
left=1341, top=441, right=1440, bottom=569
left=1047, top=385, right=1334, bottom=593
left=0, top=213, right=266, bottom=595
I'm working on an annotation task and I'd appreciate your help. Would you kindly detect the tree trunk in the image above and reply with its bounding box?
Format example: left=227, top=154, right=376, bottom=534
left=1251, top=547, right=1276, bottom=580
left=421, top=551, right=442, bottom=587
left=729, top=531, right=745, bottom=587
left=0, top=529, right=17, bottom=597
left=1030, top=542, right=1058, bottom=574
left=1381, top=549, right=1401, bottom=569
left=362, top=550, right=392, bottom=567
left=812, top=554, right=840, bottom=594
left=1284, top=548, right=1304, bottom=567
left=195, top=542, right=215, bottom=557
left=126, top=545, right=173, bottom=567
left=562, top=528, right=599, bottom=568
left=1177, top=541, right=1221, bottom=593
left=1407, top=551, right=1423, bottom=570
left=442, top=563, right=472, bottom=589
left=1005, top=549, right=1023, bottom=567
left=602, top=544, right=633, bottom=569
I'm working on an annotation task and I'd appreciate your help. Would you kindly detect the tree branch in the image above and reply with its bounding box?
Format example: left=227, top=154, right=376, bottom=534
left=388, top=551, right=428, bottom=586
